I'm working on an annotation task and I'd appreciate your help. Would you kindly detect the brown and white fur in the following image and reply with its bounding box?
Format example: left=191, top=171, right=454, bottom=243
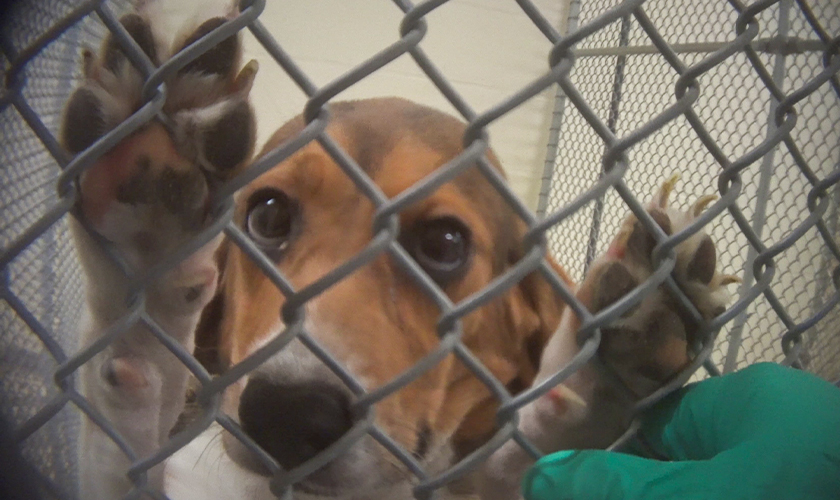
left=62, top=5, right=736, bottom=500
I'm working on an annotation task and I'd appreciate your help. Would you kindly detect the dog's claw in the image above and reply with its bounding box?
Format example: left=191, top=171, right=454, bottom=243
left=652, top=173, right=680, bottom=208
left=692, top=194, right=718, bottom=217
left=547, top=384, right=588, bottom=417
left=234, top=59, right=259, bottom=93
left=719, top=274, right=742, bottom=286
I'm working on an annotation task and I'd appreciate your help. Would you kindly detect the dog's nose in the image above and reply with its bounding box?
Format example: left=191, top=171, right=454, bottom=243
left=238, top=378, right=354, bottom=470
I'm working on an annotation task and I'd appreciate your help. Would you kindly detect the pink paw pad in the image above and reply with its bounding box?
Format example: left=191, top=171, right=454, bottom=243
left=101, top=356, right=150, bottom=390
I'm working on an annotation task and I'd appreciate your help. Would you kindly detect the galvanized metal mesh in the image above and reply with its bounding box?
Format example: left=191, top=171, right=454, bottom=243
left=0, top=0, right=838, bottom=499
left=540, top=0, right=840, bottom=381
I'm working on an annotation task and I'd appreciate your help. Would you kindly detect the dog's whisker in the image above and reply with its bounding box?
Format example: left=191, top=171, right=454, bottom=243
left=190, top=427, right=226, bottom=471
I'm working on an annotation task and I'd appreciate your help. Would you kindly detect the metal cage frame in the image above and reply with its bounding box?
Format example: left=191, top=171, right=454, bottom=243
left=1, top=0, right=838, bottom=498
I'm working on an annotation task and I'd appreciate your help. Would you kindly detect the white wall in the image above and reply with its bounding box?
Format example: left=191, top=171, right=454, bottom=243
left=148, top=0, right=570, bottom=208
left=240, top=0, right=569, bottom=209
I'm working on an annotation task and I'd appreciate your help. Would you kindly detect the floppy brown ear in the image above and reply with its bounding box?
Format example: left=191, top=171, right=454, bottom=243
left=193, top=240, right=230, bottom=375
left=451, top=235, right=572, bottom=457
left=505, top=252, right=572, bottom=392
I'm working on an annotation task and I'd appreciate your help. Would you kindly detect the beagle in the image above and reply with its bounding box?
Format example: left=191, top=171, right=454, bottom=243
left=62, top=6, right=736, bottom=500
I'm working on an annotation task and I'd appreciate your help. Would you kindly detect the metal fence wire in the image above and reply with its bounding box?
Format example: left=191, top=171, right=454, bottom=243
left=0, top=0, right=838, bottom=498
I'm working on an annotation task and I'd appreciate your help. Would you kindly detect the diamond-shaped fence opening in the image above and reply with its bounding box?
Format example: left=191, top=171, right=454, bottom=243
left=1, top=0, right=838, bottom=499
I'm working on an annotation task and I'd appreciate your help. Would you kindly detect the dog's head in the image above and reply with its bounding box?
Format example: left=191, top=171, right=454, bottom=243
left=197, top=97, right=568, bottom=496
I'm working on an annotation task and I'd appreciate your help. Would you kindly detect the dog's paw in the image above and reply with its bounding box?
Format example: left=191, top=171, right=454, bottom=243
left=62, top=9, right=257, bottom=268
left=581, top=176, right=739, bottom=396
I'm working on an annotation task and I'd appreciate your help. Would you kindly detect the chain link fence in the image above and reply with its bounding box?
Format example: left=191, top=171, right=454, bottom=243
left=1, top=0, right=838, bottom=499
left=539, top=0, right=840, bottom=381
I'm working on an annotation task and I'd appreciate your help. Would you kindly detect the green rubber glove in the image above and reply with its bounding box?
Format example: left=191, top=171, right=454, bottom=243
left=522, top=362, right=840, bottom=500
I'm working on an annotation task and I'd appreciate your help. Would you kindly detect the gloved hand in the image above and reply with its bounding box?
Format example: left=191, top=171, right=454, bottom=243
left=522, top=362, right=840, bottom=500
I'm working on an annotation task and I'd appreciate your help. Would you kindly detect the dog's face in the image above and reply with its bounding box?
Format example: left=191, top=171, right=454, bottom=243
left=203, top=97, right=567, bottom=495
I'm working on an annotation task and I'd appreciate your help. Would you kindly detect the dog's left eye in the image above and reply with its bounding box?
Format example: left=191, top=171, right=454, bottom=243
left=246, top=189, right=297, bottom=255
left=406, top=216, right=472, bottom=284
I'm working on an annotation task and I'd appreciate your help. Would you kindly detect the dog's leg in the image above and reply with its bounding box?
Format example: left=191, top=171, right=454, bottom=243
left=480, top=177, right=738, bottom=500
left=63, top=8, right=256, bottom=498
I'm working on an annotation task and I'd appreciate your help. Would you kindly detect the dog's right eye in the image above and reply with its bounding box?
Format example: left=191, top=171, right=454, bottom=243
left=405, top=216, right=472, bottom=285
left=246, top=189, right=298, bottom=255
